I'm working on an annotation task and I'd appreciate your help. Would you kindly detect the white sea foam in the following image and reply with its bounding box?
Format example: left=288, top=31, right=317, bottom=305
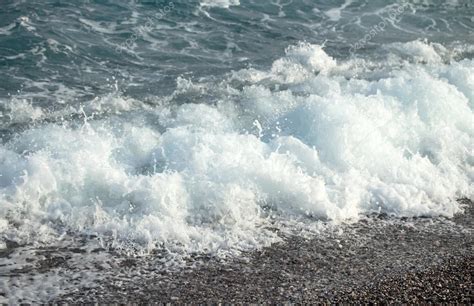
left=0, top=41, right=472, bottom=257
left=200, top=0, right=240, bottom=8
left=1, top=98, right=44, bottom=124
left=324, top=0, right=354, bottom=21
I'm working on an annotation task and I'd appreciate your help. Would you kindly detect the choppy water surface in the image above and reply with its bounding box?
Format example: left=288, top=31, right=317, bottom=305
left=0, top=0, right=473, bottom=302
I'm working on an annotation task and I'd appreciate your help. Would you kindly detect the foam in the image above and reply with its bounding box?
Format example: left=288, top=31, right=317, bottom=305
left=0, top=41, right=472, bottom=257
left=1, top=98, right=44, bottom=124
left=385, top=40, right=447, bottom=63
left=324, top=0, right=354, bottom=21
left=200, top=0, right=240, bottom=8
left=270, top=42, right=337, bottom=83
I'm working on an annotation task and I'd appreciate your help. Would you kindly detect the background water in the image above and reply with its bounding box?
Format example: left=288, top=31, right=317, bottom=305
left=1, top=0, right=473, bottom=104
left=0, top=0, right=473, bottom=284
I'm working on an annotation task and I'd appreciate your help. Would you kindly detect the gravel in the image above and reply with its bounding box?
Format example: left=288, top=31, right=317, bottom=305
left=50, top=199, right=473, bottom=303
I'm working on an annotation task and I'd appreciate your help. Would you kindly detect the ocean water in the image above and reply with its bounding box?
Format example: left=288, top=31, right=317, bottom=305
left=0, top=0, right=473, bottom=301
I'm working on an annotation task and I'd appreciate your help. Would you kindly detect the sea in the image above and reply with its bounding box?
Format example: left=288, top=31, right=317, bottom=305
left=0, top=0, right=473, bottom=302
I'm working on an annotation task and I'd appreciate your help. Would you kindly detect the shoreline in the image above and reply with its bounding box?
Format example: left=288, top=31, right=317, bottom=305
left=54, top=200, right=473, bottom=303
